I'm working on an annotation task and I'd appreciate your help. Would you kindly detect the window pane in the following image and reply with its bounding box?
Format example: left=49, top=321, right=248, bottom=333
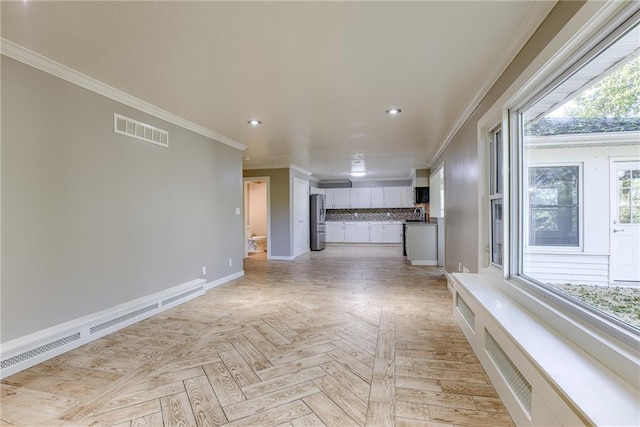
left=519, top=21, right=640, bottom=330
left=495, top=130, right=502, bottom=195
left=491, top=199, right=503, bottom=266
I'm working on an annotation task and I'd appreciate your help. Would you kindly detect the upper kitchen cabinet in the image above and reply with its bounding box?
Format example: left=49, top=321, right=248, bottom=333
left=371, top=188, right=384, bottom=207
left=386, top=186, right=414, bottom=207
left=352, top=188, right=372, bottom=208
left=324, top=186, right=413, bottom=208
left=326, top=188, right=351, bottom=208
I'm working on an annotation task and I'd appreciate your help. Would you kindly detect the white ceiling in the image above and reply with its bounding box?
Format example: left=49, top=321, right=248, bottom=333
left=1, top=1, right=555, bottom=181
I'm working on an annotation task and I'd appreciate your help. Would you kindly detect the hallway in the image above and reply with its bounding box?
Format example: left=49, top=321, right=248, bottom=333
left=1, top=246, right=513, bottom=426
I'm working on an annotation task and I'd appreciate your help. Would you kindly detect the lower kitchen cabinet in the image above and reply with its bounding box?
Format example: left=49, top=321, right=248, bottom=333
left=344, top=223, right=369, bottom=243
left=382, top=223, right=402, bottom=243
left=326, top=222, right=402, bottom=244
left=326, top=222, right=345, bottom=243
left=369, top=223, right=384, bottom=243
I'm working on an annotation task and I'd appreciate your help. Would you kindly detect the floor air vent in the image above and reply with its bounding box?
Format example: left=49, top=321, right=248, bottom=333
left=485, top=330, right=532, bottom=416
left=456, top=293, right=475, bottom=329
left=89, top=304, right=159, bottom=334
left=1, top=332, right=81, bottom=370
left=114, top=113, right=168, bottom=147
left=162, top=287, right=203, bottom=306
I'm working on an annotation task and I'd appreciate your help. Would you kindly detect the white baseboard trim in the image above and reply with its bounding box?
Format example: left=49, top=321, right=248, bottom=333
left=0, top=271, right=242, bottom=379
left=409, top=260, right=438, bottom=266
left=205, top=270, right=244, bottom=290
left=268, top=255, right=295, bottom=261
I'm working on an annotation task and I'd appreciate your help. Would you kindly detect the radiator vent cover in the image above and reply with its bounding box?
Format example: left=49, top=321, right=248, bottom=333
left=114, top=113, right=168, bottom=147
left=162, top=287, right=204, bottom=306
left=89, top=304, right=159, bottom=334
left=1, top=333, right=81, bottom=370
left=485, top=330, right=532, bottom=416
left=456, top=293, right=475, bottom=329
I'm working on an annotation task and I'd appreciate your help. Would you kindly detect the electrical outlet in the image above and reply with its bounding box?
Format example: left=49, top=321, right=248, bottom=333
left=458, top=262, right=462, bottom=272
left=235, top=207, right=241, bottom=215
left=228, top=258, right=233, bottom=267
left=201, top=266, right=207, bottom=276
left=387, top=212, right=391, bottom=217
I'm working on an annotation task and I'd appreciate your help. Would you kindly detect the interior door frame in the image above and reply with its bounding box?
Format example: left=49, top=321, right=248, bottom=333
left=609, top=156, right=640, bottom=283
left=292, top=177, right=309, bottom=258
left=243, top=176, right=271, bottom=258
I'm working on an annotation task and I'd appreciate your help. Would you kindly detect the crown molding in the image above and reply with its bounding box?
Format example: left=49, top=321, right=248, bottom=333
left=427, top=1, right=556, bottom=167
left=0, top=38, right=247, bottom=152
left=289, top=164, right=313, bottom=176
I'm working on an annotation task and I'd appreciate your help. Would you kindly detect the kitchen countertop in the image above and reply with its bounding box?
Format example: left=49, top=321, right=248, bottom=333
left=404, top=221, right=437, bottom=226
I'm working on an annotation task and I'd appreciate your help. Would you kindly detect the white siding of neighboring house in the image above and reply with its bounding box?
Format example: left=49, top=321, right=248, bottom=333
left=524, top=132, right=639, bottom=285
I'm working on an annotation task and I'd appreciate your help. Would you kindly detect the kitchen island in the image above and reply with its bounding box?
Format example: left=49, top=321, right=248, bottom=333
left=405, top=222, right=438, bottom=265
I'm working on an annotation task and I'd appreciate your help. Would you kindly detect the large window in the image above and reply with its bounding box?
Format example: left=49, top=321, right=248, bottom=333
left=528, top=165, right=579, bottom=247
left=514, top=16, right=640, bottom=332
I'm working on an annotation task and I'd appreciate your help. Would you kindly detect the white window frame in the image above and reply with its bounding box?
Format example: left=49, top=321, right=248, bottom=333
left=488, top=127, right=505, bottom=267
left=508, top=9, right=640, bottom=344
left=523, top=162, right=584, bottom=253
left=477, top=1, right=640, bottom=375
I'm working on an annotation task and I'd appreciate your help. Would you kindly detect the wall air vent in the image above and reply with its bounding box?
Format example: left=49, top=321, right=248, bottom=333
left=114, top=113, right=168, bottom=147
left=89, top=304, right=159, bottom=334
left=456, top=293, right=475, bottom=329
left=0, top=333, right=81, bottom=370
left=485, top=330, right=532, bottom=416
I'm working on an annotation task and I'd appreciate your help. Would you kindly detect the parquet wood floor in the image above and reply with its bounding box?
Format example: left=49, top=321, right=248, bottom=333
left=1, top=246, right=514, bottom=426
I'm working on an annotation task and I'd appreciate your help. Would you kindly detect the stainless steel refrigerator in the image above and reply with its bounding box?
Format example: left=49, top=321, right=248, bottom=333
left=310, top=194, right=326, bottom=251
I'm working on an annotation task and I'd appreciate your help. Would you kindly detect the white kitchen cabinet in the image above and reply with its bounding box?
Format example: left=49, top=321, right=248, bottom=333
left=350, top=188, right=360, bottom=208
left=333, top=188, right=351, bottom=208
left=353, top=188, right=372, bottom=208
left=406, top=223, right=438, bottom=265
left=310, top=186, right=325, bottom=195
left=369, top=223, right=384, bottom=243
left=402, top=186, right=414, bottom=207
left=326, top=222, right=344, bottom=242
left=382, top=223, right=403, bottom=243
left=383, top=187, right=404, bottom=207
left=325, top=189, right=335, bottom=208
left=371, top=188, right=384, bottom=207
left=344, top=223, right=369, bottom=243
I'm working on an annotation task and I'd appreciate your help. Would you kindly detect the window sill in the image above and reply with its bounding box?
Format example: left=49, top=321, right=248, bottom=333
left=451, top=272, right=639, bottom=426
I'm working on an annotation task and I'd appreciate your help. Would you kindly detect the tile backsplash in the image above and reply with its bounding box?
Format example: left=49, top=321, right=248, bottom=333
left=326, top=208, right=422, bottom=222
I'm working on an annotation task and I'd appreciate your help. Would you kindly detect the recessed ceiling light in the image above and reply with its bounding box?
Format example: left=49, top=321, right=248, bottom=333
left=350, top=171, right=367, bottom=177
left=385, top=108, right=402, bottom=115
left=247, top=119, right=262, bottom=126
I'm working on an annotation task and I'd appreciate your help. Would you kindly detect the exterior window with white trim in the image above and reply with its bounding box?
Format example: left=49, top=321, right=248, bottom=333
left=527, top=165, right=579, bottom=247
left=514, top=16, right=640, bottom=332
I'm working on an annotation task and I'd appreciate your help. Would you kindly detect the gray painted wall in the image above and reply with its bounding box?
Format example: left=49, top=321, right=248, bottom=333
left=430, top=1, right=585, bottom=274
left=1, top=56, right=244, bottom=342
left=243, top=168, right=291, bottom=257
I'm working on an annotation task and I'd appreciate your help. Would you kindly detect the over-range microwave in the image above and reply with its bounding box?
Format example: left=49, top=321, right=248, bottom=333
left=415, top=186, right=429, bottom=204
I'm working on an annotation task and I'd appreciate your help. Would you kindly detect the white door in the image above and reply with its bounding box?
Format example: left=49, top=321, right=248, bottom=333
left=293, top=178, right=309, bottom=258
left=611, top=161, right=640, bottom=282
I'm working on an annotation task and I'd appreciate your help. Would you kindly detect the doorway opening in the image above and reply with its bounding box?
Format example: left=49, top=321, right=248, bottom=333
left=244, top=177, right=270, bottom=258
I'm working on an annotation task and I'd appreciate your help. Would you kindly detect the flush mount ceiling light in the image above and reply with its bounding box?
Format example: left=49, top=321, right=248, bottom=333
left=247, top=119, right=262, bottom=126
left=385, top=108, right=402, bottom=115
left=350, top=171, right=367, bottom=177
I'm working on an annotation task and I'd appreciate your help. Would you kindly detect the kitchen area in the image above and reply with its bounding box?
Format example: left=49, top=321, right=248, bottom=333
left=310, top=170, right=442, bottom=266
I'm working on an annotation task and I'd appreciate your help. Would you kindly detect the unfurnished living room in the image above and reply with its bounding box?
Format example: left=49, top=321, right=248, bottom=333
left=1, top=1, right=639, bottom=426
